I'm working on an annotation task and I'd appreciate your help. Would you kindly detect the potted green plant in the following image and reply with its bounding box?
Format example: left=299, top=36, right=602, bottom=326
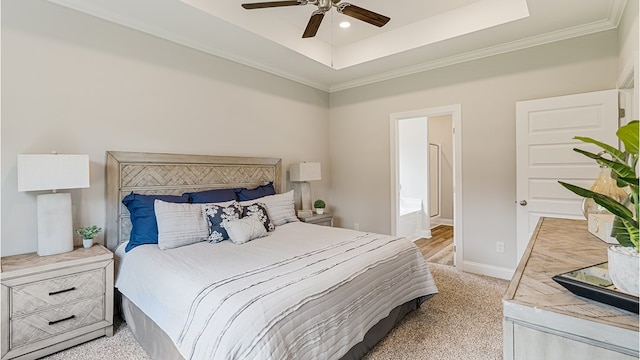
left=76, top=225, right=102, bottom=248
left=558, top=120, right=638, bottom=296
left=313, top=199, right=326, bottom=215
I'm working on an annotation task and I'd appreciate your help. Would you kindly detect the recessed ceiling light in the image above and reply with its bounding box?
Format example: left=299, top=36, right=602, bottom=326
left=339, top=21, right=351, bottom=28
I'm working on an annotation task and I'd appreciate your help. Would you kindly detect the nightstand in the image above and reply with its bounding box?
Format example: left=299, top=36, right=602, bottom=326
left=1, top=245, right=114, bottom=360
left=299, top=213, right=333, bottom=227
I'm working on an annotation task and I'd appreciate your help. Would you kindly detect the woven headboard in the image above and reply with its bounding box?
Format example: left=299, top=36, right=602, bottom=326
left=105, top=151, right=282, bottom=250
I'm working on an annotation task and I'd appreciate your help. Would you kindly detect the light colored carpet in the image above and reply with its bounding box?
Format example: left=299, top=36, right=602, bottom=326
left=42, top=264, right=507, bottom=360
left=364, top=263, right=508, bottom=360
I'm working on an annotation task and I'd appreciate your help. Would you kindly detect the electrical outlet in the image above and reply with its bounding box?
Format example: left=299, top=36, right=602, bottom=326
left=496, top=241, right=505, bottom=253
left=354, top=223, right=360, bottom=231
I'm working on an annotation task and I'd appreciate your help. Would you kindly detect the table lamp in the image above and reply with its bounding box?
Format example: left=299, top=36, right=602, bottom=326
left=17, top=154, right=90, bottom=256
left=289, top=162, right=321, bottom=217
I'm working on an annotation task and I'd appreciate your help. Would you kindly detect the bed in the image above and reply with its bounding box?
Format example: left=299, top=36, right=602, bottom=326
left=106, top=151, right=437, bottom=360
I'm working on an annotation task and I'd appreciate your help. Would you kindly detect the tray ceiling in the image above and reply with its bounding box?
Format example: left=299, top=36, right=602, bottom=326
left=48, top=0, right=627, bottom=92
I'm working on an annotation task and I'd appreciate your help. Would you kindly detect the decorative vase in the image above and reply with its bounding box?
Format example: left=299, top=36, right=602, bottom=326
left=83, top=238, right=93, bottom=248
left=315, top=208, right=324, bottom=215
left=607, top=245, right=640, bottom=296
left=582, top=165, right=629, bottom=219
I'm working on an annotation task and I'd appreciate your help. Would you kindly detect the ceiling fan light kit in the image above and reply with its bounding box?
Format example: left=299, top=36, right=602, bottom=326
left=242, top=0, right=390, bottom=38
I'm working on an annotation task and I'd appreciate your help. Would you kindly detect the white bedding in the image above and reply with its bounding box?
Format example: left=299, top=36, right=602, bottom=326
left=115, top=222, right=437, bottom=360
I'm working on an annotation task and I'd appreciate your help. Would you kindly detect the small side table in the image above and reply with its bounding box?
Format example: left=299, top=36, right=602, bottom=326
left=299, top=213, right=333, bottom=227
left=1, top=245, right=114, bottom=360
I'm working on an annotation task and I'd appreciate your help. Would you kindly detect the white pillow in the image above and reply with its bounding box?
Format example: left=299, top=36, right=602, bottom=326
left=240, top=190, right=298, bottom=226
left=224, top=216, right=268, bottom=244
left=154, top=200, right=209, bottom=250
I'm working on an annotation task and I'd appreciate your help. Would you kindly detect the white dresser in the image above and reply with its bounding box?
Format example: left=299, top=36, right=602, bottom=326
left=1, top=245, right=114, bottom=360
left=503, top=218, right=639, bottom=360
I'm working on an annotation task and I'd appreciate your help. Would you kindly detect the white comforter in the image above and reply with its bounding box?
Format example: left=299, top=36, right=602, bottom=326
left=115, top=222, right=437, bottom=360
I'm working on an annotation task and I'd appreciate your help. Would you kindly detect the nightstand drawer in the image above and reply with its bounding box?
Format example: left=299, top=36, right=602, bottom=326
left=11, top=296, right=104, bottom=348
left=11, top=269, right=104, bottom=316
left=312, top=219, right=332, bottom=226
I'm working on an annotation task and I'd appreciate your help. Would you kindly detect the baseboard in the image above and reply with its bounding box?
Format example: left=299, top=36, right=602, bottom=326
left=439, top=218, right=454, bottom=226
left=431, top=218, right=453, bottom=227
left=461, top=260, right=514, bottom=280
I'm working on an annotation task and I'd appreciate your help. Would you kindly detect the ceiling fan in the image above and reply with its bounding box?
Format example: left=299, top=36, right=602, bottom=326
left=241, top=0, right=390, bottom=38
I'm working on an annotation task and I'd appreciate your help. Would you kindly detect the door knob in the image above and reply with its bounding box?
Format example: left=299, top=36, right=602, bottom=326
left=519, top=200, right=528, bottom=206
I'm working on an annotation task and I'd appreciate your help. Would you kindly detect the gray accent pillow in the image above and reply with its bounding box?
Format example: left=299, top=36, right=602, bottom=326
left=154, top=200, right=208, bottom=250
left=240, top=190, right=298, bottom=226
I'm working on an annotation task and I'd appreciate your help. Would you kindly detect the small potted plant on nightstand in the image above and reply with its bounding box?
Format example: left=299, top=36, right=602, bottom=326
left=76, top=225, right=101, bottom=248
left=314, top=199, right=326, bottom=215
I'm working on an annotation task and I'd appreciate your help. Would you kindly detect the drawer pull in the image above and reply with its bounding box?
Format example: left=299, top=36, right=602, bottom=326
left=48, top=315, right=75, bottom=325
left=49, top=287, right=76, bottom=296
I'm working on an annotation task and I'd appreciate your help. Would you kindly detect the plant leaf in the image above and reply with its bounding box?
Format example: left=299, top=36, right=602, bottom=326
left=573, top=136, right=625, bottom=162
left=611, top=216, right=634, bottom=247
left=573, top=148, right=636, bottom=178
left=558, top=182, right=635, bottom=220
left=573, top=136, right=626, bottom=159
left=617, top=120, right=639, bottom=155
left=614, top=176, right=639, bottom=187
left=612, top=216, right=640, bottom=250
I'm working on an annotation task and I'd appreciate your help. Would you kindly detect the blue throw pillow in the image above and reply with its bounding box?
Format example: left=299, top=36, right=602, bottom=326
left=122, top=192, right=189, bottom=252
left=242, top=202, right=275, bottom=232
left=236, top=182, right=276, bottom=201
left=204, top=202, right=243, bottom=243
left=183, top=188, right=237, bottom=204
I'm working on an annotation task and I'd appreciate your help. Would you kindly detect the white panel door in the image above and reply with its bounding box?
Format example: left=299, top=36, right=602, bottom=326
left=516, top=89, right=618, bottom=262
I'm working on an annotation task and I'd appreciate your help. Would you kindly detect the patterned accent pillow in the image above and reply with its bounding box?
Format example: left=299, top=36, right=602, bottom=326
left=204, top=202, right=243, bottom=242
left=224, top=216, right=268, bottom=245
left=242, top=202, right=275, bottom=232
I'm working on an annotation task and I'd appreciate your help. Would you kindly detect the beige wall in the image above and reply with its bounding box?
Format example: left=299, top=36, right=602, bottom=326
left=329, top=31, right=619, bottom=271
left=1, top=0, right=330, bottom=256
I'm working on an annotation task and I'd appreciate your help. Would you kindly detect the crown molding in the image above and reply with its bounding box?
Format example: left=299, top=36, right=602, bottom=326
left=329, top=18, right=621, bottom=92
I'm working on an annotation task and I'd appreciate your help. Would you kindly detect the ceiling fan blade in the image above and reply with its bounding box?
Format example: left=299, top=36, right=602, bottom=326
left=338, top=3, right=390, bottom=27
left=242, top=1, right=302, bottom=10
left=302, top=11, right=325, bottom=38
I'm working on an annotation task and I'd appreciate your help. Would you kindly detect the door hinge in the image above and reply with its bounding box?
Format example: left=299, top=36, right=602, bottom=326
left=619, top=108, right=626, bottom=119
left=453, top=245, right=456, bottom=252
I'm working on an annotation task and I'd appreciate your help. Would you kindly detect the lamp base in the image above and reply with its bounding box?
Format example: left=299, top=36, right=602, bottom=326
left=37, top=193, right=74, bottom=256
left=300, top=181, right=312, bottom=211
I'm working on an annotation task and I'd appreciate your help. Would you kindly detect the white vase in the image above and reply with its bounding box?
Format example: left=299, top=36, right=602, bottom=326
left=315, top=208, right=324, bottom=214
left=607, top=245, right=640, bottom=296
left=83, top=238, right=94, bottom=248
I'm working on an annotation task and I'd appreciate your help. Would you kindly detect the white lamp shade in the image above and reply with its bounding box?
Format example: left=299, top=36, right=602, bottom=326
left=290, top=162, right=321, bottom=182
left=17, top=154, right=90, bottom=192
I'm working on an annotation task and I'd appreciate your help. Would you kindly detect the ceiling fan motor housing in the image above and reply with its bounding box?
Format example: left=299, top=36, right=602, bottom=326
left=317, top=0, right=332, bottom=12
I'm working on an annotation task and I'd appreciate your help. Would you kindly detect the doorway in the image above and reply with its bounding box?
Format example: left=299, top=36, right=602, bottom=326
left=390, top=104, right=462, bottom=268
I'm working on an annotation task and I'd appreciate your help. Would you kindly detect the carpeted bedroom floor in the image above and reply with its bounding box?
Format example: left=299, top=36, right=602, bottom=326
left=41, top=263, right=508, bottom=360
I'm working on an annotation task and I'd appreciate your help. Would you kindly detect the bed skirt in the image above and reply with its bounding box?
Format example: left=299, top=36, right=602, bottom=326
left=120, top=294, right=429, bottom=360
